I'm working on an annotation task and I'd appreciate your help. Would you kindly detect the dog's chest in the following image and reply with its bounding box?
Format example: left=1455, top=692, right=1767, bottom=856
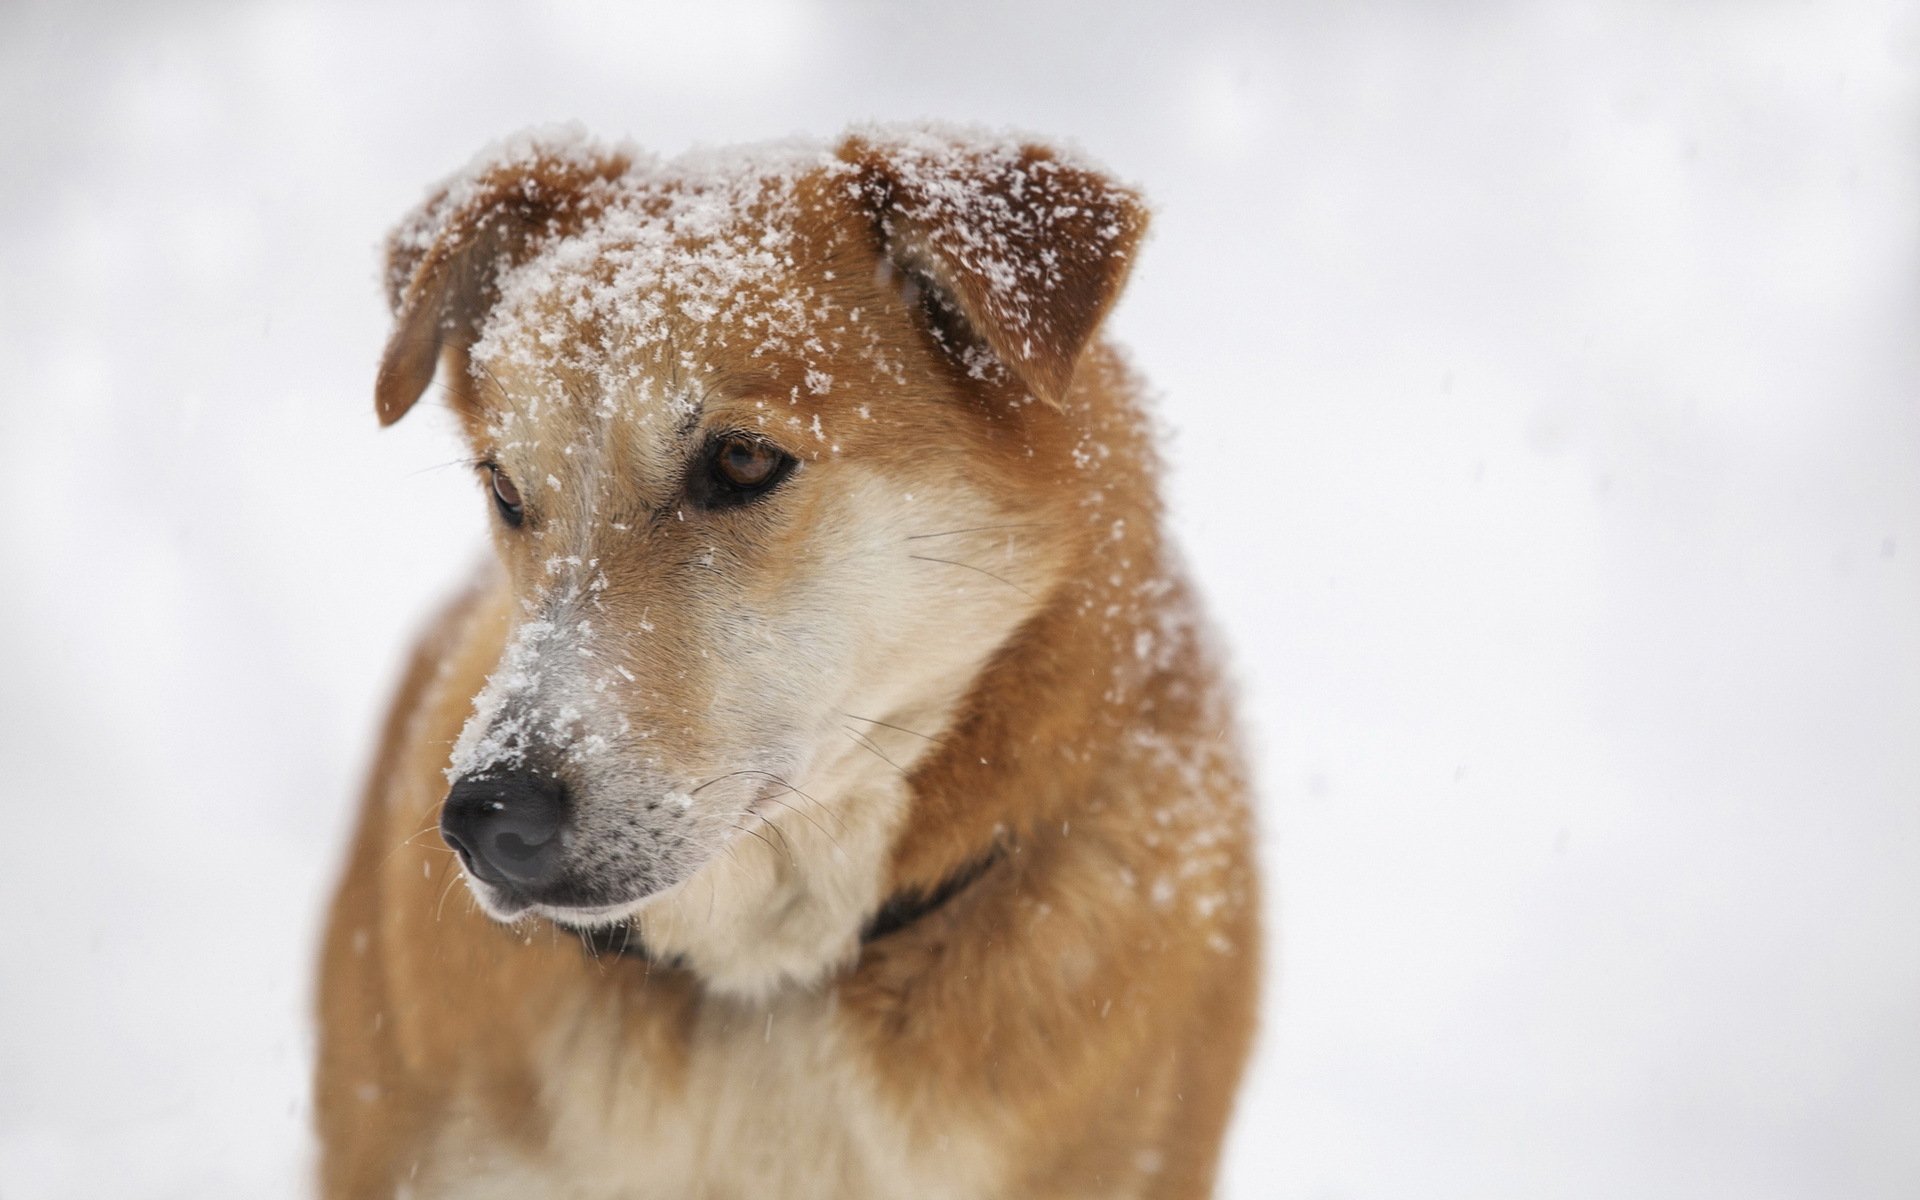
left=410, top=990, right=998, bottom=1200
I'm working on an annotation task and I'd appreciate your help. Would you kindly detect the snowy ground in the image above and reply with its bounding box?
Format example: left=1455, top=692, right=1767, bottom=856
left=3, top=2, right=1917, bottom=1197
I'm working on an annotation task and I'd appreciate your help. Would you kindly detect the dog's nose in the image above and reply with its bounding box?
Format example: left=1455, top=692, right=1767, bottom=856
left=440, top=773, right=569, bottom=890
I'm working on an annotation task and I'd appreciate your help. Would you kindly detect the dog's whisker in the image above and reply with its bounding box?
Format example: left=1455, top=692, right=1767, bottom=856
left=838, top=710, right=951, bottom=747
left=754, top=812, right=797, bottom=863
left=759, top=774, right=845, bottom=832
left=379, top=832, right=433, bottom=870
left=746, top=779, right=849, bottom=836
left=378, top=808, right=455, bottom=870
left=404, top=455, right=491, bottom=480
left=690, top=769, right=762, bottom=796
left=904, top=522, right=1046, bottom=540
left=396, top=826, right=455, bottom=852
left=729, top=820, right=788, bottom=866
left=842, top=726, right=909, bottom=776
left=697, top=769, right=849, bottom=835
left=907, top=553, right=1035, bottom=598
left=470, top=361, right=534, bottom=425
left=758, top=793, right=845, bottom=851
left=432, top=868, right=466, bottom=923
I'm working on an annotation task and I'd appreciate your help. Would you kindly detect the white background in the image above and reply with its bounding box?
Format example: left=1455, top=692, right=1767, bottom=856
left=2, top=2, right=1916, bottom=1197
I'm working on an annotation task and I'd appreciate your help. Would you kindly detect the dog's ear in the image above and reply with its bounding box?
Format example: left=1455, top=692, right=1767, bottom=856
left=374, top=146, right=631, bottom=426
left=840, top=131, right=1149, bottom=408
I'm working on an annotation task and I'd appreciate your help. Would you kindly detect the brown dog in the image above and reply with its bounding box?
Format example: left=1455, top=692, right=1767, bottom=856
left=315, top=125, right=1259, bottom=1199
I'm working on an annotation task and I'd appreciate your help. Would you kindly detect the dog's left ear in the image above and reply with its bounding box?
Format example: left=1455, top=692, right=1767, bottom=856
left=374, top=145, right=631, bottom=426
left=841, top=132, right=1149, bottom=408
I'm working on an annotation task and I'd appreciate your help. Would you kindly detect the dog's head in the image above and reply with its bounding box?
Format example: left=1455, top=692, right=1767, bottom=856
left=378, top=126, right=1147, bottom=929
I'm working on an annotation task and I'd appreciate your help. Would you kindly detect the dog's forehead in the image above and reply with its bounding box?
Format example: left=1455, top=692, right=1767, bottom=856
left=469, top=152, right=862, bottom=438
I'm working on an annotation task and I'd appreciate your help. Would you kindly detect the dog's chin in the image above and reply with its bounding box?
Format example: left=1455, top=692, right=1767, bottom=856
left=460, top=873, right=663, bottom=929
left=533, top=896, right=654, bottom=930
left=461, top=876, right=536, bottom=923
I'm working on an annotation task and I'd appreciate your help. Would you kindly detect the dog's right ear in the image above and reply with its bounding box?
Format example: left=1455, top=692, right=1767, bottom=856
left=374, top=146, right=631, bottom=426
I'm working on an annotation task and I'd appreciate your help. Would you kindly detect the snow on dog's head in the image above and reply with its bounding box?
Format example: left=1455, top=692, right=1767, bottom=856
left=375, top=124, right=1150, bottom=942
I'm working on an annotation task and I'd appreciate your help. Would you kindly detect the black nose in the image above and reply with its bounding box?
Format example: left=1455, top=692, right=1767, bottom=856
left=440, top=772, right=569, bottom=891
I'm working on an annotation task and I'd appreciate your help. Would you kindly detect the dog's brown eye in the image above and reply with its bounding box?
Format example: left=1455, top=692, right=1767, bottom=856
left=487, top=465, right=524, bottom=528
left=717, top=437, right=781, bottom=488
left=690, top=433, right=794, bottom=510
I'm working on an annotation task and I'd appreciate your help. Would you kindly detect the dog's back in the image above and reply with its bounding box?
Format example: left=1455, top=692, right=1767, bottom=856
left=317, top=126, right=1259, bottom=1199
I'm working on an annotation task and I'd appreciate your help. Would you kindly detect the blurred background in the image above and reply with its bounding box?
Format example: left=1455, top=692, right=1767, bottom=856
left=3, top=1, right=1917, bottom=1196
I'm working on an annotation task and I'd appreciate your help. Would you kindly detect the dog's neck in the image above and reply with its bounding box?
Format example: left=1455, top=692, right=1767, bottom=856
left=583, top=844, right=999, bottom=968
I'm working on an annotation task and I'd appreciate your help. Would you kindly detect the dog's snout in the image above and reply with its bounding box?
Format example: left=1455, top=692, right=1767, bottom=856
left=441, top=773, right=569, bottom=891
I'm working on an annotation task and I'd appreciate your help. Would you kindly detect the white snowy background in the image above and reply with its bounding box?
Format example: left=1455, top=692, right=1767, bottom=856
left=3, top=2, right=1917, bottom=1197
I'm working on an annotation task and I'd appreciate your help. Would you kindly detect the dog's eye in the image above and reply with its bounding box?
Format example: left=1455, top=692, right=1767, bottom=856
left=486, top=465, right=525, bottom=528
left=692, top=434, right=794, bottom=509
left=716, top=437, right=782, bottom=488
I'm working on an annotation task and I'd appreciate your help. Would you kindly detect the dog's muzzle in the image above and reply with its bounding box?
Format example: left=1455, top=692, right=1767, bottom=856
left=441, top=771, right=569, bottom=893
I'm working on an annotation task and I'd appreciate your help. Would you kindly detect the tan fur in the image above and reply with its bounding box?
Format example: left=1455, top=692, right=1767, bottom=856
left=317, top=128, right=1260, bottom=1198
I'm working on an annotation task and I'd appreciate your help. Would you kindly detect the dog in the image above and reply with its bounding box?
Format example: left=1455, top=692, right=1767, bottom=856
left=315, top=124, right=1260, bottom=1199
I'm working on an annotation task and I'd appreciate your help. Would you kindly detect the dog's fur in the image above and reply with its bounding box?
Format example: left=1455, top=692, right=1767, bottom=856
left=315, top=126, right=1260, bottom=1199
